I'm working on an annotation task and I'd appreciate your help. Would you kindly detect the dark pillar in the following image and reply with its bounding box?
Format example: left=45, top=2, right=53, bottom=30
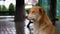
left=50, top=0, right=57, bottom=25
left=15, top=0, right=25, bottom=21
left=38, top=0, right=42, bottom=6
left=15, top=0, right=25, bottom=34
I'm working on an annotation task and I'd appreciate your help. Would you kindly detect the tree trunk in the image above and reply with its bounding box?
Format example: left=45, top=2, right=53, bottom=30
left=50, top=0, right=56, bottom=25
left=15, top=0, right=25, bottom=34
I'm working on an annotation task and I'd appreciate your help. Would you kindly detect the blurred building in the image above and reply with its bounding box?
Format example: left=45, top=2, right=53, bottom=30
left=25, top=0, right=38, bottom=9
left=0, top=0, right=5, bottom=5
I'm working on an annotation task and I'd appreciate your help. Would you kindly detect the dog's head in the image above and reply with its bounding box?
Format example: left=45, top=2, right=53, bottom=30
left=28, top=6, right=46, bottom=22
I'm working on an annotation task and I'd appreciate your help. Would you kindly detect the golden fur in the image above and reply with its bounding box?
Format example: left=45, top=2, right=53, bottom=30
left=28, top=6, right=58, bottom=34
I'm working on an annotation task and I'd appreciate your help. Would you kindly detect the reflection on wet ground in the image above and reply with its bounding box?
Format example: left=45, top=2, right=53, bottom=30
left=56, top=21, right=60, bottom=34
left=0, top=16, right=34, bottom=34
left=0, top=16, right=16, bottom=34
left=0, top=16, right=60, bottom=34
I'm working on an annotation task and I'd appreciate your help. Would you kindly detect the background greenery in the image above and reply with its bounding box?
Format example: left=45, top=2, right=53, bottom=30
left=0, top=0, right=60, bottom=19
left=38, top=0, right=60, bottom=20
left=0, top=3, right=15, bottom=15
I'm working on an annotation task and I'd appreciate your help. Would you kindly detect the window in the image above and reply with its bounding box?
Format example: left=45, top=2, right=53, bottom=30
left=56, top=0, right=60, bottom=16
left=39, top=0, right=50, bottom=16
left=25, top=0, right=38, bottom=10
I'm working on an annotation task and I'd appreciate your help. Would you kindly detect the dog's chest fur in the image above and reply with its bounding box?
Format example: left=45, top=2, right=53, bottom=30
left=33, top=14, right=58, bottom=34
left=34, top=22, right=48, bottom=34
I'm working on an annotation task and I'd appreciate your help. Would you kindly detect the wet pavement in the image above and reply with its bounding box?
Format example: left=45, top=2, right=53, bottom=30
left=0, top=16, right=60, bottom=34
left=0, top=16, right=16, bottom=34
left=0, top=16, right=34, bottom=34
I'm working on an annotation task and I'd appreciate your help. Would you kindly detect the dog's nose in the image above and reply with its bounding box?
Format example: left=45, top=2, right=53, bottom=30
left=27, top=17, right=34, bottom=22
left=27, top=14, right=34, bottom=20
left=27, top=16, right=32, bottom=20
left=28, top=15, right=34, bottom=20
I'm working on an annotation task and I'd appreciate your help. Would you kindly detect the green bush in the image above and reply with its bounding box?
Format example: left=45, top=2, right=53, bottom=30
left=9, top=3, right=15, bottom=15
left=0, top=5, right=1, bottom=11
left=1, top=5, right=8, bottom=11
left=9, top=3, right=15, bottom=11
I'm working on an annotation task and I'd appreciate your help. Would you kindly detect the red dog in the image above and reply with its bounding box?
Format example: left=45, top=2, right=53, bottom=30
left=28, top=6, right=58, bottom=34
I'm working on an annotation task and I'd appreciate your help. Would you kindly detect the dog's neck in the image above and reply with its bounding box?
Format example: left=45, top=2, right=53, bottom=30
left=43, top=14, right=52, bottom=25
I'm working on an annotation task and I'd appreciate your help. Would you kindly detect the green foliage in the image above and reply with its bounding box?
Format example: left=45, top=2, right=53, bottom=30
left=9, top=3, right=15, bottom=15
left=1, top=5, right=8, bottom=11
left=9, top=3, right=14, bottom=11
left=0, top=5, right=1, bottom=11
left=14, top=6, right=16, bottom=11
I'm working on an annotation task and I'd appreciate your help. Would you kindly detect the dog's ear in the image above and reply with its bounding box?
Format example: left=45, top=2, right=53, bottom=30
left=39, top=8, right=46, bottom=15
